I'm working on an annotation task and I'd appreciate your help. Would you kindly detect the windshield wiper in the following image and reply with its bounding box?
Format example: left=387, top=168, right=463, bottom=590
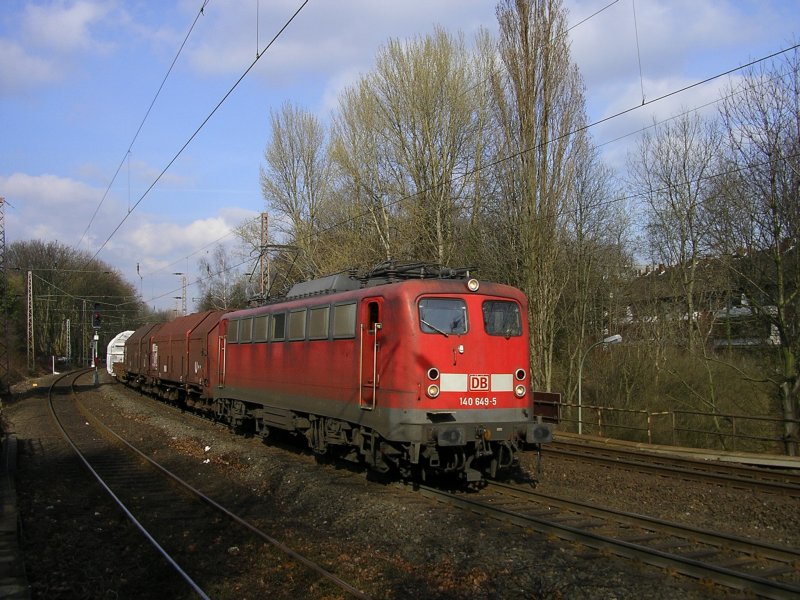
left=420, top=318, right=449, bottom=337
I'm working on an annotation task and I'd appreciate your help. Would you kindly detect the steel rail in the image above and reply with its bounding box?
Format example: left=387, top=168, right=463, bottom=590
left=415, top=482, right=800, bottom=600
left=549, top=442, right=800, bottom=497
left=47, top=369, right=211, bottom=600
left=51, top=369, right=372, bottom=600
left=71, top=390, right=372, bottom=600
left=489, top=481, right=800, bottom=564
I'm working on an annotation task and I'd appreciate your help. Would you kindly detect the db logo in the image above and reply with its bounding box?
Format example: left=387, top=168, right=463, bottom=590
left=469, top=374, right=490, bottom=391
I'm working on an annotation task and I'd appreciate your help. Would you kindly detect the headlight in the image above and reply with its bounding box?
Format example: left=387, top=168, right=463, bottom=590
left=427, top=367, right=440, bottom=380
left=514, top=384, right=526, bottom=398
left=515, top=368, right=526, bottom=381
left=466, top=278, right=480, bottom=292
left=426, top=384, right=440, bottom=398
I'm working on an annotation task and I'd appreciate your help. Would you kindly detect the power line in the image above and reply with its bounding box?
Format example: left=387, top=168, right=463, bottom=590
left=143, top=43, right=800, bottom=311
left=595, top=62, right=796, bottom=151
left=85, top=0, right=311, bottom=267
left=90, top=0, right=617, bottom=309
left=76, top=0, right=213, bottom=251
left=296, top=44, right=800, bottom=249
left=94, top=29, right=799, bottom=311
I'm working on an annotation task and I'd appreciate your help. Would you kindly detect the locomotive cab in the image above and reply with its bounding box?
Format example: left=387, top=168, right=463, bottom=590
left=359, top=275, right=552, bottom=482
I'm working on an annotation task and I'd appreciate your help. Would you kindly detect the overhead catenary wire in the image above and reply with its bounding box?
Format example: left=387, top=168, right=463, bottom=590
left=19, top=6, right=795, bottom=320
left=92, top=0, right=612, bottom=281
left=596, top=61, right=797, bottom=151
left=90, top=0, right=796, bottom=313
left=137, top=42, right=800, bottom=312
left=76, top=0, right=213, bottom=251
left=296, top=43, right=800, bottom=252
left=84, top=0, right=311, bottom=268
left=131, top=0, right=623, bottom=305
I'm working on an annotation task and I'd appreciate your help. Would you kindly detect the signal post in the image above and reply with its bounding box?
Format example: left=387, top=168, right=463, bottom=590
left=92, top=305, right=101, bottom=385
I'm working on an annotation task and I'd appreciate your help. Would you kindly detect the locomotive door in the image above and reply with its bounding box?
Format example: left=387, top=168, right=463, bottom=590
left=359, top=298, right=383, bottom=409
left=217, top=335, right=226, bottom=388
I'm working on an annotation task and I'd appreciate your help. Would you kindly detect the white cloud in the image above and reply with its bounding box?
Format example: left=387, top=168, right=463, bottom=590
left=318, top=66, right=364, bottom=116
left=184, top=0, right=495, bottom=83
left=121, top=217, right=232, bottom=256
left=2, top=172, right=99, bottom=210
left=108, top=211, right=254, bottom=309
left=3, top=180, right=254, bottom=309
left=1, top=169, right=256, bottom=310
left=0, top=0, right=117, bottom=93
left=0, top=39, right=60, bottom=93
left=2, top=172, right=120, bottom=254
left=22, top=0, right=111, bottom=52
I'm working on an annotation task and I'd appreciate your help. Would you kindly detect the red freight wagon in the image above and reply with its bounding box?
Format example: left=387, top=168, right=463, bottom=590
left=147, top=310, right=223, bottom=401
left=123, top=323, right=161, bottom=380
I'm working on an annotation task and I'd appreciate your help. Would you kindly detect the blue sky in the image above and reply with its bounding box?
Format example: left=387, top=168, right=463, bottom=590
left=2, top=0, right=798, bottom=312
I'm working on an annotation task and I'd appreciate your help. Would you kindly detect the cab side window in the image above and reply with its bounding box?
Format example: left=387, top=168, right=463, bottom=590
left=482, top=300, right=522, bottom=336
left=419, top=298, right=468, bottom=335
left=367, top=301, right=380, bottom=333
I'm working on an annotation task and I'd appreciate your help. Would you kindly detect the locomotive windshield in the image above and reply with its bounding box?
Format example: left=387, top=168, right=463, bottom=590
left=419, top=298, right=468, bottom=336
left=482, top=300, right=522, bottom=337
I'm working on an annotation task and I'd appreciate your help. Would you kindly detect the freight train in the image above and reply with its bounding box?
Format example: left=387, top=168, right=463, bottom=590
left=115, top=263, right=552, bottom=483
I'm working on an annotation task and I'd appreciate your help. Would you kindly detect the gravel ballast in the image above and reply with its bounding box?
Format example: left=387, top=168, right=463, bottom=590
left=3, top=374, right=798, bottom=599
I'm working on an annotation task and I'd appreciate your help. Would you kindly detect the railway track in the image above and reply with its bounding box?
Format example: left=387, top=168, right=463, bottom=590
left=415, top=481, right=800, bottom=599
left=17, top=370, right=793, bottom=597
left=48, top=370, right=371, bottom=600
left=550, top=439, right=800, bottom=497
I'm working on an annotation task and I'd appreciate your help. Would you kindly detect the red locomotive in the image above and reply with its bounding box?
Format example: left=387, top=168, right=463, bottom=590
left=119, top=264, right=552, bottom=483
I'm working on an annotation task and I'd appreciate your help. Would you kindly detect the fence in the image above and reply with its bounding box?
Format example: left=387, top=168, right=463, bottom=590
left=538, top=399, right=797, bottom=454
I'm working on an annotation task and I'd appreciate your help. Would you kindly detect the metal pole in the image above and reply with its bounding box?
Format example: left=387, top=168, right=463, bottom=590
left=260, top=212, right=269, bottom=300
left=93, top=332, right=99, bottom=385
left=578, top=334, right=622, bottom=435
left=578, top=342, right=599, bottom=435
left=26, top=270, right=34, bottom=373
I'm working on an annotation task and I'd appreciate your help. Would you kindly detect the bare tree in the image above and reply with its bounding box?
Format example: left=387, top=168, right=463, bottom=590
left=490, top=0, right=589, bottom=390
left=196, top=244, right=248, bottom=311
left=260, top=102, right=332, bottom=278
left=330, top=26, right=491, bottom=266
left=628, top=112, right=723, bottom=352
left=560, top=140, right=632, bottom=403
left=330, top=83, right=400, bottom=262
left=714, top=49, right=800, bottom=454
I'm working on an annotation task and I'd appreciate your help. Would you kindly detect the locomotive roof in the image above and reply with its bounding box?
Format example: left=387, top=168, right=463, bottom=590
left=222, top=278, right=525, bottom=322
left=286, top=273, right=361, bottom=298
left=284, top=262, right=475, bottom=300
